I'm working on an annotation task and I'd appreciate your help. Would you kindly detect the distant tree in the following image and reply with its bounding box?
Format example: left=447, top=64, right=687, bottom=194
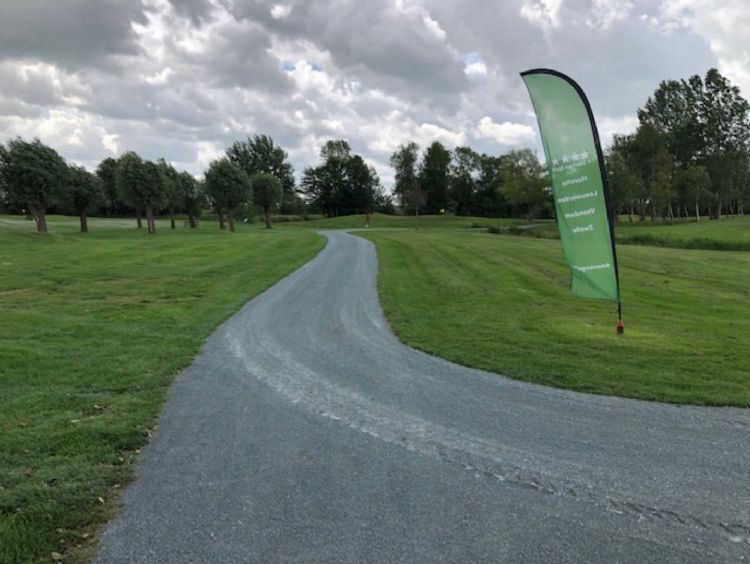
left=450, top=146, right=478, bottom=215
left=251, top=173, right=283, bottom=228
left=204, top=158, right=251, bottom=231
left=606, top=136, right=644, bottom=223
left=67, top=165, right=102, bottom=232
left=301, top=140, right=379, bottom=217
left=157, top=159, right=181, bottom=229
left=638, top=68, right=750, bottom=219
left=389, top=142, right=420, bottom=209
left=404, top=183, right=427, bottom=229
left=474, top=154, right=507, bottom=217
left=96, top=157, right=121, bottom=216
left=115, top=152, right=165, bottom=234
left=418, top=141, right=451, bottom=214
left=226, top=134, right=296, bottom=212
left=499, top=149, right=549, bottom=221
left=673, top=165, right=712, bottom=221
left=176, top=171, right=204, bottom=228
left=0, top=138, right=68, bottom=232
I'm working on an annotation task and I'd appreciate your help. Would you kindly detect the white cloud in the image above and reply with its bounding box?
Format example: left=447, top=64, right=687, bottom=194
left=464, top=61, right=488, bottom=77
left=474, top=117, right=536, bottom=145
left=586, top=0, right=634, bottom=30
left=270, top=4, right=292, bottom=19
left=659, top=0, right=750, bottom=97
left=520, top=0, right=562, bottom=31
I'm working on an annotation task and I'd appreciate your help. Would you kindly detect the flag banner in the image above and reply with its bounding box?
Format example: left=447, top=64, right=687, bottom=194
left=521, top=69, right=621, bottom=302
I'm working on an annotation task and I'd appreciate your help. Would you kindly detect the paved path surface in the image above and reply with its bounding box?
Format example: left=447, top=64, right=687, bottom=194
left=98, top=231, right=750, bottom=563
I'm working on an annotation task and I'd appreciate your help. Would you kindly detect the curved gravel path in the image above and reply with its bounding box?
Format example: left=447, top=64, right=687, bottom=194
left=98, top=230, right=750, bottom=563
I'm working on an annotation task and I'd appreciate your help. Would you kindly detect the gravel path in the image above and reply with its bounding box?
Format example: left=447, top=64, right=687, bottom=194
left=98, top=230, right=750, bottom=563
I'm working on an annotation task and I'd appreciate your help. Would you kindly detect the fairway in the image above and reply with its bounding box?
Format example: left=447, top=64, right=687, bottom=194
left=516, top=215, right=750, bottom=251
left=0, top=219, right=325, bottom=563
left=279, top=212, right=526, bottom=230
left=360, top=230, right=750, bottom=406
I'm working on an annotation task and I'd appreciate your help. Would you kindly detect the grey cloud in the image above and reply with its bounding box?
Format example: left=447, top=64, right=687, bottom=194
left=168, top=0, right=216, bottom=25
left=0, top=0, right=148, bottom=69
left=227, top=0, right=468, bottom=101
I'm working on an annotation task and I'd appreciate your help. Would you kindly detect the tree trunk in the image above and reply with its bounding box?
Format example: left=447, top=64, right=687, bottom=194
left=136, top=209, right=143, bottom=229
left=628, top=203, right=634, bottom=223
left=695, top=198, right=701, bottom=222
left=264, top=207, right=271, bottom=229
left=188, top=212, right=197, bottom=228
left=228, top=210, right=235, bottom=232
left=80, top=210, right=88, bottom=233
left=170, top=208, right=176, bottom=230
left=638, top=201, right=646, bottom=222
left=145, top=206, right=156, bottom=234
left=716, top=201, right=722, bottom=219
left=218, top=209, right=226, bottom=230
left=31, top=206, right=48, bottom=232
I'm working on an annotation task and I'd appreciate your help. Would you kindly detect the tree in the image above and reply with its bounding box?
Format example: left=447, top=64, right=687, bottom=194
left=301, top=140, right=379, bottom=217
left=158, top=159, right=181, bottom=230
left=418, top=141, right=451, bottom=214
left=638, top=68, right=750, bottom=219
left=450, top=146, right=478, bottom=216
left=673, top=165, right=712, bottom=221
left=115, top=152, right=165, bottom=234
left=606, top=135, right=644, bottom=223
left=499, top=149, right=549, bottom=221
left=204, top=158, right=251, bottom=231
left=390, top=142, right=420, bottom=209
left=96, top=157, right=121, bottom=216
left=226, top=134, right=296, bottom=213
left=474, top=154, right=507, bottom=217
left=0, top=138, right=68, bottom=232
left=251, top=173, right=283, bottom=228
left=176, top=172, right=204, bottom=228
left=67, top=165, right=102, bottom=232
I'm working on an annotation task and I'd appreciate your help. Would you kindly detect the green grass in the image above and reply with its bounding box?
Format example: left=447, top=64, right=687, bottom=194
left=0, top=217, right=325, bottom=563
left=359, top=230, right=750, bottom=406
left=507, top=215, right=750, bottom=251
left=279, top=212, right=525, bottom=230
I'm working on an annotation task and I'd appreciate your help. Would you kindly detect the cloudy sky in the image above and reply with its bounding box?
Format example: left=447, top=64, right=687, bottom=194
left=0, top=0, right=746, bottom=187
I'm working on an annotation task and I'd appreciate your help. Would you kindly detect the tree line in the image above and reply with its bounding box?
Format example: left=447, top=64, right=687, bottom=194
left=3, top=66, right=747, bottom=233
left=607, top=68, right=750, bottom=222
left=390, top=142, right=549, bottom=220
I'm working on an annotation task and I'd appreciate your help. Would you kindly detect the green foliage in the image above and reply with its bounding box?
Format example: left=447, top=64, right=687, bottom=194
left=96, top=157, right=121, bottom=215
left=226, top=134, right=296, bottom=212
left=302, top=140, right=380, bottom=217
left=66, top=166, right=103, bottom=232
left=636, top=68, right=750, bottom=218
left=0, top=138, right=68, bottom=231
left=360, top=230, right=750, bottom=406
left=176, top=171, right=204, bottom=228
left=390, top=142, right=420, bottom=209
left=204, top=158, right=251, bottom=231
left=498, top=148, right=549, bottom=221
left=250, top=172, right=283, bottom=228
left=418, top=141, right=451, bottom=214
left=0, top=218, right=325, bottom=563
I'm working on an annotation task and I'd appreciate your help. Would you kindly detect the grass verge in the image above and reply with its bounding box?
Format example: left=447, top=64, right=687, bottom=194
left=0, top=220, right=324, bottom=563
left=359, top=230, right=750, bottom=407
left=492, top=215, right=750, bottom=251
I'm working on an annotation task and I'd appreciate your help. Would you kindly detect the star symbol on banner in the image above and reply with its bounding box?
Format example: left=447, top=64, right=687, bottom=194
left=553, top=157, right=561, bottom=167
left=562, top=154, right=570, bottom=164
left=581, top=150, right=590, bottom=161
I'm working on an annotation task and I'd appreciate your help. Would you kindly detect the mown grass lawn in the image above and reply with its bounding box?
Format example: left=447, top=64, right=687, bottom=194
left=360, top=230, right=750, bottom=406
left=518, top=215, right=750, bottom=251
left=279, top=211, right=527, bottom=230
left=0, top=218, right=324, bottom=563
